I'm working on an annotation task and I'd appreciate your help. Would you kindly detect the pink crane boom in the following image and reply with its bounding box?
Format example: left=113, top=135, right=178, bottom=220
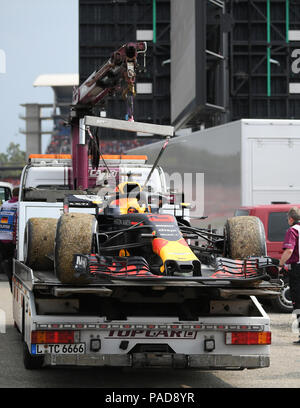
left=70, top=42, right=147, bottom=190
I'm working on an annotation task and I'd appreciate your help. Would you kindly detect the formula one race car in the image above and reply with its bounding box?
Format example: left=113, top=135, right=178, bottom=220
left=24, top=182, right=280, bottom=287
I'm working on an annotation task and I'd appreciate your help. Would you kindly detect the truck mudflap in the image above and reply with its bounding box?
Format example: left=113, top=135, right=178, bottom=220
left=44, top=353, right=269, bottom=369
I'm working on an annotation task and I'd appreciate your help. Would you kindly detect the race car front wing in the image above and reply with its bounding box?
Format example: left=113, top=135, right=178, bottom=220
left=73, top=253, right=280, bottom=286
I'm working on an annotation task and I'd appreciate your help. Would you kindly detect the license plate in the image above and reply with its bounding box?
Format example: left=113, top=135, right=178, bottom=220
left=31, top=343, right=85, bottom=355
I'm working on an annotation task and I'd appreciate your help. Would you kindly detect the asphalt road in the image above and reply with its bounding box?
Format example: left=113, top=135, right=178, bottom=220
left=0, top=276, right=300, bottom=389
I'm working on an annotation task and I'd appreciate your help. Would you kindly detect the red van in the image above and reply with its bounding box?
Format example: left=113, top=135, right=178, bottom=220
left=234, top=203, right=300, bottom=313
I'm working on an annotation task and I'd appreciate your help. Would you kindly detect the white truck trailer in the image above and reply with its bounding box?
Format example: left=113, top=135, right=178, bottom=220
left=128, top=119, right=300, bottom=228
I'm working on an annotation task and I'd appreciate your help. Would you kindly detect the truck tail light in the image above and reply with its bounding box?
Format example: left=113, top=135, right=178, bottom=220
left=31, top=331, right=75, bottom=344
left=225, top=331, right=271, bottom=345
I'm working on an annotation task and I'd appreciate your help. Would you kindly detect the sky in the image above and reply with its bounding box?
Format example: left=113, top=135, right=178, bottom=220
left=0, top=0, right=78, bottom=154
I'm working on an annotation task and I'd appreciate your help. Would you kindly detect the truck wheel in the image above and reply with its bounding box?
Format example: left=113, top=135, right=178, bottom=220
left=271, top=282, right=293, bottom=313
left=23, top=342, right=44, bottom=370
left=225, top=216, right=266, bottom=259
left=24, top=218, right=57, bottom=271
left=54, top=213, right=97, bottom=284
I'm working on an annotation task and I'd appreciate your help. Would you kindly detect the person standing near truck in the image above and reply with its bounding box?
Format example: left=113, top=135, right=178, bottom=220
left=279, top=206, right=300, bottom=343
left=0, top=186, right=19, bottom=290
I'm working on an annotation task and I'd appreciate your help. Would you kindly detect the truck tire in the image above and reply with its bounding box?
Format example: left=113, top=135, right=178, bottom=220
left=23, top=342, right=44, bottom=370
left=22, top=296, right=44, bottom=369
left=225, top=216, right=266, bottom=259
left=24, top=218, right=57, bottom=271
left=54, top=213, right=97, bottom=284
left=271, top=281, right=293, bottom=313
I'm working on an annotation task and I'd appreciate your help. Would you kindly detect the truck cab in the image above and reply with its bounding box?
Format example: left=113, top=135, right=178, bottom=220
left=20, top=154, right=168, bottom=195
left=19, top=154, right=181, bottom=214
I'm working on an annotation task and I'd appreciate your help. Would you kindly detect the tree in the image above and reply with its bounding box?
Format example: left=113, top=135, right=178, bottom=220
left=0, top=143, right=26, bottom=180
left=0, top=142, right=26, bottom=164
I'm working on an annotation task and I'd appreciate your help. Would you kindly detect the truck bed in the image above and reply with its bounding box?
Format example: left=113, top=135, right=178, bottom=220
left=13, top=259, right=280, bottom=298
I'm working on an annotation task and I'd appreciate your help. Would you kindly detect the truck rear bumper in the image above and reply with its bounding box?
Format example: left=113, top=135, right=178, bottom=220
left=44, top=353, right=269, bottom=370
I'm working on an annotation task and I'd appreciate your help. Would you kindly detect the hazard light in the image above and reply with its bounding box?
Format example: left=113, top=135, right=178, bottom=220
left=101, top=154, right=147, bottom=161
left=225, top=331, right=271, bottom=345
left=28, top=154, right=147, bottom=161
left=31, top=331, right=75, bottom=344
left=29, top=154, right=71, bottom=160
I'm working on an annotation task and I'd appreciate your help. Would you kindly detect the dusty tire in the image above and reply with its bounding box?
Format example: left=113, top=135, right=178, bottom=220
left=225, top=216, right=266, bottom=259
left=54, top=213, right=96, bottom=284
left=24, top=218, right=57, bottom=271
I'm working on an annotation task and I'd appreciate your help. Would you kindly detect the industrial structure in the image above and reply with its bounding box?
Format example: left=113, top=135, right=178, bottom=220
left=20, top=0, right=300, bottom=154
left=228, top=0, right=300, bottom=120
left=20, top=74, right=79, bottom=158
left=171, top=0, right=228, bottom=130
left=79, top=0, right=171, bottom=144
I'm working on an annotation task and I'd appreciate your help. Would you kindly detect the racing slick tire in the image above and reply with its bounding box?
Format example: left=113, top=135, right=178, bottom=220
left=225, top=216, right=266, bottom=259
left=54, top=213, right=97, bottom=284
left=24, top=218, right=58, bottom=271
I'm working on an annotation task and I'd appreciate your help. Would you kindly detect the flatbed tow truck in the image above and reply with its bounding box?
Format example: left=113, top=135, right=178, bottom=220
left=12, top=42, right=281, bottom=370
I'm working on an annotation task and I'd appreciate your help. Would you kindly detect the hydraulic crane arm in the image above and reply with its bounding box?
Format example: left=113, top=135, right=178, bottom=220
left=72, top=42, right=147, bottom=108
left=70, top=42, right=147, bottom=190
